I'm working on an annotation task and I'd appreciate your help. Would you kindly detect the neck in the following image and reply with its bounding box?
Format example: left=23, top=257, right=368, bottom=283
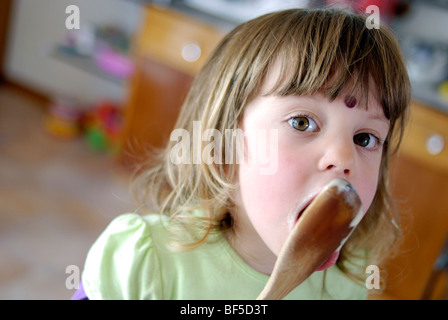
left=224, top=226, right=277, bottom=276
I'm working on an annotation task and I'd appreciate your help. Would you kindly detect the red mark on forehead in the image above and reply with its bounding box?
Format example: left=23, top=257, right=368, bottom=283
left=344, top=96, right=357, bottom=108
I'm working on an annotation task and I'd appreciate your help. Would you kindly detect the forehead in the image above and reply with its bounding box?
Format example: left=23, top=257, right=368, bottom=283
left=259, top=60, right=387, bottom=120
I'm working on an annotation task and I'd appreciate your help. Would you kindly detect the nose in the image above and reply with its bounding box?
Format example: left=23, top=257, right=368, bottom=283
left=317, top=135, right=355, bottom=176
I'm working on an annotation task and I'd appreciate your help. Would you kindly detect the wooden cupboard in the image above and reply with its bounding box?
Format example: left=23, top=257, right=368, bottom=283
left=369, top=102, right=448, bottom=299
left=119, top=5, right=224, bottom=167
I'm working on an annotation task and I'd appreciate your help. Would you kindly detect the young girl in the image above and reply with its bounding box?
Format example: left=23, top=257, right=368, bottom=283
left=73, top=7, right=410, bottom=300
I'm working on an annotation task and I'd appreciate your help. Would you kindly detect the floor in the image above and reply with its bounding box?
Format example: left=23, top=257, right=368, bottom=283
left=0, top=84, right=136, bottom=299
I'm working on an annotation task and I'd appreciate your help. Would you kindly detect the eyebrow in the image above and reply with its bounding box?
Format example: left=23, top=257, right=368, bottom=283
left=366, top=114, right=391, bottom=136
left=367, top=112, right=390, bottom=124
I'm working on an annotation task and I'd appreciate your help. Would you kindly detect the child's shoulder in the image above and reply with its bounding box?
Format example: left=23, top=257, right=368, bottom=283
left=99, top=212, right=169, bottom=243
left=81, top=213, right=169, bottom=299
left=90, top=213, right=170, bottom=256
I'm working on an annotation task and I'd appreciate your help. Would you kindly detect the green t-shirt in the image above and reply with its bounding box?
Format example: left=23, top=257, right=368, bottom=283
left=82, top=213, right=368, bottom=299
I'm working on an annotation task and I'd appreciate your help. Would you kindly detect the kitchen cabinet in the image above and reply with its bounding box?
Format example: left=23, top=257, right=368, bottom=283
left=119, top=5, right=224, bottom=167
left=370, top=101, right=448, bottom=299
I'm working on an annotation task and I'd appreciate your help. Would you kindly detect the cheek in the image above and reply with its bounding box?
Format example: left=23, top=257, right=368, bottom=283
left=238, top=166, right=286, bottom=220
left=237, top=147, right=312, bottom=253
left=356, top=165, right=382, bottom=216
left=237, top=167, right=291, bottom=254
left=238, top=132, right=313, bottom=218
left=358, top=184, right=376, bottom=217
left=239, top=139, right=308, bottom=210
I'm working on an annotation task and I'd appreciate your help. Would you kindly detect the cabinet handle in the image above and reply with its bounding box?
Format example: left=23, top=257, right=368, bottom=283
left=181, top=43, right=202, bottom=62
left=426, top=134, right=445, bottom=155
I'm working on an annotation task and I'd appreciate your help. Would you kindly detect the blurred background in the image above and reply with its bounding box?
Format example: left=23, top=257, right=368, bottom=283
left=0, top=0, right=447, bottom=299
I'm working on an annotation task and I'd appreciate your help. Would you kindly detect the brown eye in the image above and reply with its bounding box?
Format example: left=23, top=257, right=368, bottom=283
left=292, top=117, right=309, bottom=130
left=289, top=116, right=318, bottom=132
left=354, top=133, right=377, bottom=149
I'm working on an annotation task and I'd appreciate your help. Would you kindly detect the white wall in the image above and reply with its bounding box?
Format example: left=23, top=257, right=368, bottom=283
left=5, top=0, right=144, bottom=104
left=393, top=2, right=448, bottom=43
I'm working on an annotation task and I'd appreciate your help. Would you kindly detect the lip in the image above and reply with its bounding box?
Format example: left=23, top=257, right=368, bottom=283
left=288, top=193, right=318, bottom=230
left=296, top=196, right=316, bottom=221
left=291, top=179, right=355, bottom=227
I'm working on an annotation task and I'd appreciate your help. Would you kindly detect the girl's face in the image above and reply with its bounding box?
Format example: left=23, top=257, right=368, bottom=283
left=230, top=70, right=390, bottom=275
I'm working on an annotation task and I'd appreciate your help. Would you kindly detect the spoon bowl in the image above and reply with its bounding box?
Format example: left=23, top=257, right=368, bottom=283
left=257, top=178, right=363, bottom=300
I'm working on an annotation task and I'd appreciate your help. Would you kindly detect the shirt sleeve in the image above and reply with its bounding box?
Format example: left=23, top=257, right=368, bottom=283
left=81, top=213, right=164, bottom=299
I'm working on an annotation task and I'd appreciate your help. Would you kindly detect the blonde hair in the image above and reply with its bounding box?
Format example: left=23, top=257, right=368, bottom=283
left=132, top=8, right=411, bottom=285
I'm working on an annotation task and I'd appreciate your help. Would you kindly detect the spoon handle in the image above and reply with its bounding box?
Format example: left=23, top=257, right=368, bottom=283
left=257, top=179, right=363, bottom=300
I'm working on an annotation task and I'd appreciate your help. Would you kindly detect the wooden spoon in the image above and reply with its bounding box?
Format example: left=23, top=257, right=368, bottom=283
left=257, top=178, right=363, bottom=300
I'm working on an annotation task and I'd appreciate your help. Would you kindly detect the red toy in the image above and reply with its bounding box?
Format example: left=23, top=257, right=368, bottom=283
left=83, top=101, right=124, bottom=153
